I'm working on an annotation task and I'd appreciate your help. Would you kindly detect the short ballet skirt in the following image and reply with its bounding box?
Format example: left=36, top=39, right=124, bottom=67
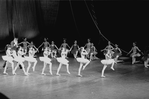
left=39, top=57, right=51, bottom=64
left=130, top=53, right=141, bottom=57
left=56, top=57, right=69, bottom=64
left=76, top=58, right=90, bottom=63
left=24, top=56, right=37, bottom=62
left=2, top=55, right=13, bottom=62
left=13, top=56, right=25, bottom=62
left=101, top=59, right=114, bottom=65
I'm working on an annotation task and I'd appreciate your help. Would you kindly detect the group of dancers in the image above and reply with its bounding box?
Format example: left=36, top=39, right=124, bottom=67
left=1, top=38, right=98, bottom=77
left=2, top=37, right=149, bottom=77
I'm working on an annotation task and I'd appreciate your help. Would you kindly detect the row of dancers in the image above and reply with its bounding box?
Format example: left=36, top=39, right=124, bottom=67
left=1, top=38, right=96, bottom=77
left=2, top=37, right=149, bottom=77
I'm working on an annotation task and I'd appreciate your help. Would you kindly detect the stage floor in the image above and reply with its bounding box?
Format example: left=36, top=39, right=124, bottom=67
left=0, top=58, right=149, bottom=99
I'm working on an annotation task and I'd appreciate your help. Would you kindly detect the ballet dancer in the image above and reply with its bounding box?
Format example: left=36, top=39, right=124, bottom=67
left=84, top=39, right=92, bottom=59
left=25, top=44, right=38, bottom=75
left=18, top=38, right=30, bottom=55
left=56, top=47, right=70, bottom=76
left=2, top=45, right=15, bottom=75
left=38, top=38, right=50, bottom=50
left=13, top=46, right=27, bottom=75
left=76, top=47, right=90, bottom=77
left=101, top=50, right=116, bottom=77
left=50, top=41, right=58, bottom=58
left=26, top=41, right=38, bottom=72
left=101, top=41, right=114, bottom=59
left=89, top=43, right=98, bottom=61
left=113, top=44, right=122, bottom=63
left=127, top=42, right=142, bottom=64
left=59, top=39, right=70, bottom=57
left=70, top=40, right=79, bottom=58
left=39, top=47, right=52, bottom=75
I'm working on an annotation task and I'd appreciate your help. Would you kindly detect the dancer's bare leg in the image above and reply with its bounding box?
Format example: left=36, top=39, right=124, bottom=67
left=3, top=61, right=8, bottom=75
left=32, top=60, right=37, bottom=72
left=26, top=62, right=31, bottom=75
left=49, top=63, right=53, bottom=75
left=10, top=61, right=14, bottom=74
left=20, top=62, right=27, bottom=75
left=101, top=65, right=107, bottom=78
left=13, top=62, right=20, bottom=75
left=132, top=56, right=136, bottom=64
left=78, top=63, right=83, bottom=77
left=41, top=62, right=47, bottom=75
left=82, top=61, right=90, bottom=70
left=144, top=61, right=148, bottom=68
left=56, top=63, right=62, bottom=76
left=111, top=60, right=115, bottom=70
left=66, top=63, right=70, bottom=74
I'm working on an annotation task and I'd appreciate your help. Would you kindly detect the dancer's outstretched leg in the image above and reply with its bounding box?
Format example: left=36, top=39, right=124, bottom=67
left=49, top=63, right=53, bottom=75
left=32, top=60, right=37, bottom=72
left=78, top=63, right=83, bottom=77
left=101, top=65, right=107, bottom=78
left=66, top=63, right=70, bottom=74
left=3, top=61, right=8, bottom=75
left=82, top=61, right=90, bottom=70
left=41, top=62, right=47, bottom=75
left=56, top=63, right=62, bottom=76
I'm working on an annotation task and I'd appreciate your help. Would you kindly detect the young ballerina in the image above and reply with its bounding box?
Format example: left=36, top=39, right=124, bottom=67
left=18, top=38, right=30, bottom=55
left=76, top=47, right=90, bottom=77
left=38, top=38, right=50, bottom=50
left=70, top=40, right=79, bottom=59
left=101, top=50, right=116, bottom=77
left=56, top=47, right=70, bottom=76
left=84, top=39, right=92, bottom=59
left=2, top=45, right=15, bottom=75
left=50, top=41, right=58, bottom=58
left=101, top=41, right=114, bottom=59
left=89, top=43, right=98, bottom=61
left=113, top=44, right=122, bottom=63
left=26, top=42, right=38, bottom=72
left=13, top=46, right=27, bottom=75
left=39, top=46, right=52, bottom=75
left=127, top=42, right=142, bottom=64
left=59, top=39, right=70, bottom=57
left=24, top=43, right=38, bottom=75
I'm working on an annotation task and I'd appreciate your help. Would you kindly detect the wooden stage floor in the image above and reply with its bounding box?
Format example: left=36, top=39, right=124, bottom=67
left=0, top=58, right=149, bottom=99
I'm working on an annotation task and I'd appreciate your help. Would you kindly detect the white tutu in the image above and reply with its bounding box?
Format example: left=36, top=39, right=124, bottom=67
left=57, top=57, right=69, bottom=64
left=101, top=59, right=114, bottom=65
left=14, top=56, right=25, bottom=62
left=76, top=58, right=90, bottom=63
left=25, top=56, right=37, bottom=62
left=39, top=57, right=51, bottom=64
left=2, top=55, right=13, bottom=62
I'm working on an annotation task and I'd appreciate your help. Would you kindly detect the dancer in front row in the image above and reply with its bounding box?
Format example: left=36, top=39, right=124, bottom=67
left=101, top=50, right=116, bottom=77
left=127, top=42, right=142, bottom=64
left=70, top=40, right=79, bottom=58
left=2, top=45, right=15, bottom=75
left=39, top=47, right=52, bottom=75
left=13, top=46, right=27, bottom=75
left=25, top=43, right=38, bottom=75
left=56, top=47, right=70, bottom=76
left=76, top=47, right=90, bottom=77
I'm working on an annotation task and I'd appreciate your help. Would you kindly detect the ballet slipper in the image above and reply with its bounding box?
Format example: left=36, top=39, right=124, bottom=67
left=41, top=73, right=46, bottom=75
left=111, top=67, right=115, bottom=70
left=78, top=74, right=82, bottom=77
left=56, top=73, right=61, bottom=76
left=3, top=72, right=8, bottom=75
left=101, top=75, right=105, bottom=78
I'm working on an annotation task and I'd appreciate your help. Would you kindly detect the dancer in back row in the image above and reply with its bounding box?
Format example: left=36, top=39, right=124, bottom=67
left=127, top=42, right=142, bottom=64
left=70, top=40, right=79, bottom=58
